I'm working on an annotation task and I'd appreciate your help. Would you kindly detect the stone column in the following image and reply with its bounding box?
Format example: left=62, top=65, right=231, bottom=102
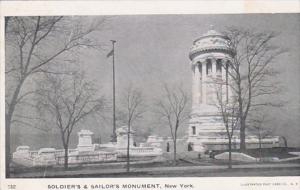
left=212, top=58, right=217, bottom=78
left=227, top=61, right=232, bottom=102
left=221, top=59, right=227, bottom=103
left=194, top=63, right=201, bottom=105
left=202, top=61, right=207, bottom=104
left=199, top=63, right=202, bottom=104
left=192, top=64, right=197, bottom=106
left=211, top=58, right=217, bottom=104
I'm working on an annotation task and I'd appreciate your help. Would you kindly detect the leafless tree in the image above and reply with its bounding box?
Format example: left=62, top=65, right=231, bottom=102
left=155, top=84, right=189, bottom=164
left=248, top=113, right=274, bottom=160
left=119, top=85, right=145, bottom=172
left=5, top=16, right=107, bottom=176
left=36, top=72, right=105, bottom=169
left=214, top=80, right=239, bottom=169
left=225, top=27, right=286, bottom=152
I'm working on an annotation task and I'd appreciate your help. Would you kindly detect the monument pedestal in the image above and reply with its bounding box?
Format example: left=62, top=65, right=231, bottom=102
left=77, top=130, right=94, bottom=152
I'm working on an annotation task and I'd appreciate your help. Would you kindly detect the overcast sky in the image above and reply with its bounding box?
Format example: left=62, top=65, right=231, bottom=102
left=11, top=13, right=300, bottom=149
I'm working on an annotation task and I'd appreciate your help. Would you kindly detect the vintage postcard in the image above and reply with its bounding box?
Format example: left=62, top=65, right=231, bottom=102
left=0, top=1, right=299, bottom=190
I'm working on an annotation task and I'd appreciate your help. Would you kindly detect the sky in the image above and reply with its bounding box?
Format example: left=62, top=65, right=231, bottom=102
left=10, top=13, right=300, bottom=150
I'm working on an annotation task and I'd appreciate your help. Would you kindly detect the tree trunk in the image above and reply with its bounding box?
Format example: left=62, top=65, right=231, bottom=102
left=237, top=78, right=246, bottom=153
left=239, top=118, right=246, bottom=152
left=64, top=145, right=69, bottom=169
left=5, top=78, right=25, bottom=177
left=5, top=114, right=11, bottom=178
left=173, top=138, right=177, bottom=165
left=228, top=137, right=232, bottom=169
left=126, top=124, right=130, bottom=172
left=259, top=132, right=262, bottom=161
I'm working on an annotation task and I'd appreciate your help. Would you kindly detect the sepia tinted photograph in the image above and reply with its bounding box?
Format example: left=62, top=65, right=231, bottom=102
left=4, top=13, right=300, bottom=178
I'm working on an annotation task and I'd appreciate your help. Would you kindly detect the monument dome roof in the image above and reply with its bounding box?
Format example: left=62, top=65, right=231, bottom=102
left=202, top=29, right=223, bottom=37
left=189, top=28, right=235, bottom=60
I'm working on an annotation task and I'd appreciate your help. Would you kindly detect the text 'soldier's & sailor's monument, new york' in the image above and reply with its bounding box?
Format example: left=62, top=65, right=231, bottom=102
left=187, top=28, right=279, bottom=152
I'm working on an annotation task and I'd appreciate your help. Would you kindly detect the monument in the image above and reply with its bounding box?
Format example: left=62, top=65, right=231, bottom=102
left=116, top=126, right=135, bottom=148
left=115, top=126, right=163, bottom=158
left=187, top=28, right=280, bottom=151
left=77, top=129, right=94, bottom=152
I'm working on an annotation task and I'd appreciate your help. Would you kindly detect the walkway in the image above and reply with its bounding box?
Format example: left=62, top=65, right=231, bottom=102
left=11, top=162, right=300, bottom=178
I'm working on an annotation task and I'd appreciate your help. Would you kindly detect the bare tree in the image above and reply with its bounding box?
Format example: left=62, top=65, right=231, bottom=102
left=119, top=85, right=145, bottom=172
left=225, top=28, right=286, bottom=152
left=37, top=72, right=105, bottom=169
left=214, top=80, right=239, bottom=169
left=248, top=113, right=274, bottom=160
left=5, top=16, right=107, bottom=176
left=155, top=84, right=189, bottom=164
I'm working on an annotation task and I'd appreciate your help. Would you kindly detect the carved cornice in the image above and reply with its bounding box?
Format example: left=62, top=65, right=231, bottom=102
left=189, top=47, right=235, bottom=61
left=189, top=29, right=236, bottom=61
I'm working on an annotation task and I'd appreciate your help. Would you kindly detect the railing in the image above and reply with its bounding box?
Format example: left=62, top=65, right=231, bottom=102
left=13, top=156, right=35, bottom=167
left=28, top=148, right=78, bottom=158
left=56, top=152, right=117, bottom=165
left=118, top=147, right=155, bottom=153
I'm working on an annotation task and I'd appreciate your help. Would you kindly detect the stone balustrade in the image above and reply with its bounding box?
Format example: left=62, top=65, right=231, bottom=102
left=56, top=152, right=117, bottom=165
left=117, top=146, right=162, bottom=157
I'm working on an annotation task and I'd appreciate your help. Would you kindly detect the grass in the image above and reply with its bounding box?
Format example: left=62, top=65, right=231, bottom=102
left=211, top=147, right=300, bottom=159
left=245, top=147, right=300, bottom=159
